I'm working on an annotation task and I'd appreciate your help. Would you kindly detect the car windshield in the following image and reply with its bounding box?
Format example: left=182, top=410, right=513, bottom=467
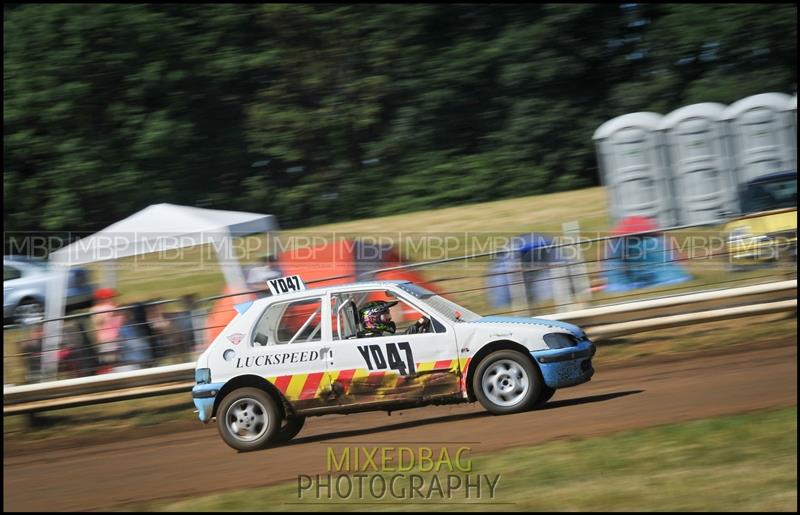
left=396, top=282, right=481, bottom=322
left=740, top=175, right=797, bottom=214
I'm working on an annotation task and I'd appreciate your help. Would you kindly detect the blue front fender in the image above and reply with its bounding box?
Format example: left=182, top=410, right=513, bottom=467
left=531, top=340, right=596, bottom=389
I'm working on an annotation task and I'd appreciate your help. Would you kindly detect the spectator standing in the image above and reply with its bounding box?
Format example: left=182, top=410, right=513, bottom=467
left=145, top=300, right=172, bottom=358
left=90, top=288, right=125, bottom=374
left=181, top=293, right=207, bottom=356
left=129, top=302, right=158, bottom=366
left=115, top=308, right=153, bottom=371
left=58, top=318, right=99, bottom=378
left=19, top=323, right=44, bottom=383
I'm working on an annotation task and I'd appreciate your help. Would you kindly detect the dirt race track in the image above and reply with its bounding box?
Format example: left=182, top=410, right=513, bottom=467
left=4, top=339, right=797, bottom=512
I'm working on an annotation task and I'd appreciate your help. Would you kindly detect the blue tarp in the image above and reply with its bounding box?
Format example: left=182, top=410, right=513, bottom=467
left=486, top=234, right=570, bottom=308
left=486, top=227, right=693, bottom=307
left=602, top=234, right=692, bottom=292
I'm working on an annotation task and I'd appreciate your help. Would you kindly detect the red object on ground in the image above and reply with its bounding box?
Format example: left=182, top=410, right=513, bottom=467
left=276, top=240, right=440, bottom=296
left=610, top=215, right=687, bottom=262
left=277, top=240, right=357, bottom=288
left=93, top=288, right=119, bottom=301
left=612, top=215, right=659, bottom=236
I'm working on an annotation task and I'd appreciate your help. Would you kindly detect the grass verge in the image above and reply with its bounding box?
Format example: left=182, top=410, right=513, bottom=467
left=138, top=407, right=797, bottom=512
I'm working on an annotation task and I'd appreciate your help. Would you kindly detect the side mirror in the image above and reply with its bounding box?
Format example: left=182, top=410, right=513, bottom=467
left=254, top=333, right=269, bottom=346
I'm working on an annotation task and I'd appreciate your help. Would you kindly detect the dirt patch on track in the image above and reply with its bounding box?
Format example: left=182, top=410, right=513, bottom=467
left=4, top=339, right=797, bottom=511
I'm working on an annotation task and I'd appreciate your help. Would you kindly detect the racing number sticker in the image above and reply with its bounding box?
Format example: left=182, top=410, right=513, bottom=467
left=357, top=342, right=416, bottom=376
left=267, top=275, right=306, bottom=295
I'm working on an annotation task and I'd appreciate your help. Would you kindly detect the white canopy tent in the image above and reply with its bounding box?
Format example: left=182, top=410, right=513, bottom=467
left=42, top=203, right=279, bottom=378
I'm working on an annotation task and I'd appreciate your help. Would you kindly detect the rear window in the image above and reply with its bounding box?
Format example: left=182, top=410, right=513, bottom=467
left=252, top=297, right=323, bottom=346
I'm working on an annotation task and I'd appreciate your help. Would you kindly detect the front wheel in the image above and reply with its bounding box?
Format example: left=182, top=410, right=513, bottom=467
left=535, top=386, right=556, bottom=407
left=216, top=387, right=281, bottom=452
left=473, top=350, right=543, bottom=415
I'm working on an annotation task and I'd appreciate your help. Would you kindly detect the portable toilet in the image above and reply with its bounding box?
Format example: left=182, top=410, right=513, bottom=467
left=657, top=103, right=739, bottom=225
left=721, top=92, right=794, bottom=184
left=593, top=112, right=675, bottom=228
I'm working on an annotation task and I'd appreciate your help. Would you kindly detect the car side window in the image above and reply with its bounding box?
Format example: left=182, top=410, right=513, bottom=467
left=4, top=265, right=22, bottom=281
left=252, top=297, right=323, bottom=346
left=331, top=290, right=441, bottom=339
left=331, top=294, right=363, bottom=340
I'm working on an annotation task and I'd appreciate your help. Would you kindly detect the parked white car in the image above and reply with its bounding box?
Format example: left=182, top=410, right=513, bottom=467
left=192, top=278, right=595, bottom=451
left=3, top=256, right=94, bottom=325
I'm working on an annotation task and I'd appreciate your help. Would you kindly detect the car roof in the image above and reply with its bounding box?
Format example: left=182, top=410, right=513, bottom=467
left=246, top=280, right=412, bottom=308
left=300, top=279, right=411, bottom=296
left=4, top=255, right=46, bottom=264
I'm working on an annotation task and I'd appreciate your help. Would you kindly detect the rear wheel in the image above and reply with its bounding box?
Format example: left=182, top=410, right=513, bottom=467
left=274, top=415, right=306, bottom=444
left=473, top=350, right=542, bottom=415
left=216, top=387, right=281, bottom=452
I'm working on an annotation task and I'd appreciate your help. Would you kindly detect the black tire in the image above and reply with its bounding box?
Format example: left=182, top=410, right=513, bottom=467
left=14, top=298, right=44, bottom=326
left=535, top=386, right=556, bottom=407
left=274, top=415, right=306, bottom=444
left=472, top=349, right=543, bottom=415
left=216, top=387, right=282, bottom=452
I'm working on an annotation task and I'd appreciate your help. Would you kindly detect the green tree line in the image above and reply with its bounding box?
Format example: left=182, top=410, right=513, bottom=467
left=4, top=4, right=796, bottom=234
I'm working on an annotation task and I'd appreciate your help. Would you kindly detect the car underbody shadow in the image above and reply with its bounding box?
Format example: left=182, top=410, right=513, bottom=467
left=537, top=389, right=644, bottom=411
left=266, top=390, right=644, bottom=451
left=273, top=410, right=492, bottom=449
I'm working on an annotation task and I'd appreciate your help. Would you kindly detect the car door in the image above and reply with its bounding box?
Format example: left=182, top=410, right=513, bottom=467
left=242, top=295, right=336, bottom=411
left=324, top=288, right=461, bottom=408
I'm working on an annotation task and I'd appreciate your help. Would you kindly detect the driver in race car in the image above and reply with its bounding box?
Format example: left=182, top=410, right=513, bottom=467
left=358, top=300, right=431, bottom=337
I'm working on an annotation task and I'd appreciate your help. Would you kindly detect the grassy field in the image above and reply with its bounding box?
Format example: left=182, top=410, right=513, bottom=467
left=2, top=185, right=787, bottom=320
left=138, top=407, right=797, bottom=512
left=87, top=185, right=791, bottom=319
left=85, top=186, right=613, bottom=304
left=77, top=185, right=789, bottom=305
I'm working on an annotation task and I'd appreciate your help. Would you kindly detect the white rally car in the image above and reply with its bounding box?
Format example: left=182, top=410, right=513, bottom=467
left=193, top=277, right=595, bottom=451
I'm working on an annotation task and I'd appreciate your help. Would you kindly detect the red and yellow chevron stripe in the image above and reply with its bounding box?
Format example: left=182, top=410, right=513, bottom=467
left=265, top=358, right=462, bottom=402
left=459, top=357, right=472, bottom=391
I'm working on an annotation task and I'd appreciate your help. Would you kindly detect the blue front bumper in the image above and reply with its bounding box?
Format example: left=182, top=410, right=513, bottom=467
left=192, top=383, right=225, bottom=423
left=531, top=340, right=595, bottom=389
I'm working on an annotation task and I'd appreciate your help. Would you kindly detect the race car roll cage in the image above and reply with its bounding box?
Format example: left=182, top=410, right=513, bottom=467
left=255, top=288, right=438, bottom=347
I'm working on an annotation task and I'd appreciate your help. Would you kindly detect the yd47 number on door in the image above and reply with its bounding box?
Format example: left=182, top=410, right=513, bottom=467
left=357, top=342, right=416, bottom=376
